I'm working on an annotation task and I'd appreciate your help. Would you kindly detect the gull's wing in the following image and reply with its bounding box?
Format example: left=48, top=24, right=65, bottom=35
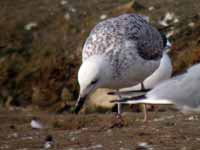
left=113, top=63, right=200, bottom=112
left=108, top=52, right=172, bottom=97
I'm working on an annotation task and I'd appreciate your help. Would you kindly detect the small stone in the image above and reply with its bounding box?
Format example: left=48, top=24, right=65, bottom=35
left=173, top=18, right=179, bottom=23
left=148, top=6, right=155, bottom=11
left=100, top=14, right=107, bottom=20
left=70, top=7, right=76, bottom=13
left=21, top=136, right=33, bottom=140
left=24, top=22, right=38, bottom=30
left=136, top=142, right=154, bottom=150
left=8, top=132, right=18, bottom=138
left=69, top=130, right=82, bottom=135
left=188, top=22, right=195, bottom=27
left=64, top=13, right=71, bottom=20
left=188, top=116, right=194, bottom=121
left=31, top=117, right=43, bottom=129
left=81, top=127, right=88, bottom=131
left=70, top=137, right=77, bottom=141
left=60, top=0, right=68, bottom=5
left=90, top=144, right=103, bottom=149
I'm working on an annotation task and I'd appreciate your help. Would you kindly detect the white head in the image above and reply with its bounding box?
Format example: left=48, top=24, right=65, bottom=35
left=74, top=55, right=111, bottom=113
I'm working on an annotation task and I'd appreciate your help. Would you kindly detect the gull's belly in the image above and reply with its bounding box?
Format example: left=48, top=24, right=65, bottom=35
left=103, top=59, right=160, bottom=89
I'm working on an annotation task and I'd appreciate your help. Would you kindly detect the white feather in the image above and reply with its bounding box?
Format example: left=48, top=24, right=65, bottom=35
left=119, top=52, right=172, bottom=93
left=119, top=63, right=200, bottom=112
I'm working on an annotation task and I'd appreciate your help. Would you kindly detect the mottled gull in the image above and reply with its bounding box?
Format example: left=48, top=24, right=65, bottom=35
left=74, top=14, right=166, bottom=116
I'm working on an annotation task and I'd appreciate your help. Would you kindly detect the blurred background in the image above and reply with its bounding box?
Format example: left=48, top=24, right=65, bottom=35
left=0, top=0, right=199, bottom=112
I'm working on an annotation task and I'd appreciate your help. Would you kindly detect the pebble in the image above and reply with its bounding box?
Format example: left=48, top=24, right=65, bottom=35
left=188, top=22, right=195, bottom=27
left=60, top=0, right=68, bottom=5
left=8, top=132, right=18, bottom=138
left=100, top=14, right=107, bottom=20
left=148, top=6, right=155, bottom=11
left=90, top=144, right=103, bottom=149
left=64, top=13, right=71, bottom=20
left=106, top=129, right=112, bottom=136
left=188, top=116, right=195, bottom=120
left=187, top=115, right=198, bottom=121
left=24, top=22, right=38, bottom=31
left=69, top=7, right=76, bottom=13
left=21, top=136, right=33, bottom=140
left=70, top=136, right=77, bottom=141
left=173, top=18, right=179, bottom=23
left=136, top=142, right=154, bottom=150
left=79, top=144, right=103, bottom=150
left=69, top=130, right=82, bottom=135
left=30, top=117, right=43, bottom=129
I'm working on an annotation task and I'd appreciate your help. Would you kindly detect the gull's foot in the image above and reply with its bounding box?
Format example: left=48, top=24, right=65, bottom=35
left=110, top=113, right=124, bottom=128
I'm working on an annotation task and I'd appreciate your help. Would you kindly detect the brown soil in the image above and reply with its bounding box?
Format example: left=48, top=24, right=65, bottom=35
left=1, top=108, right=200, bottom=150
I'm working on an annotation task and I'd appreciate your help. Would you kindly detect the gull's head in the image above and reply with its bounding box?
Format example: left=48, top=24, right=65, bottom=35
left=74, top=55, right=110, bottom=113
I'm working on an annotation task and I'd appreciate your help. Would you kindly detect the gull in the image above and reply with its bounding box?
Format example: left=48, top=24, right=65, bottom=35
left=74, top=14, right=166, bottom=120
left=112, top=63, right=200, bottom=112
left=108, top=38, right=172, bottom=121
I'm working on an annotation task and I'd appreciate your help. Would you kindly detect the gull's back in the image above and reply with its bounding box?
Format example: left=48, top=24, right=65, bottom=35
left=81, top=14, right=165, bottom=87
left=82, top=14, right=164, bottom=61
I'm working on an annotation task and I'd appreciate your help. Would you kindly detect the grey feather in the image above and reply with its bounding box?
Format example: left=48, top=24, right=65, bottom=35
left=147, top=63, right=200, bottom=110
left=83, top=14, right=164, bottom=62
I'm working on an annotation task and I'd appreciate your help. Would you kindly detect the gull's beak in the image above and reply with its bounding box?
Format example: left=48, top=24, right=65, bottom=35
left=74, top=95, right=87, bottom=114
left=74, top=84, right=97, bottom=114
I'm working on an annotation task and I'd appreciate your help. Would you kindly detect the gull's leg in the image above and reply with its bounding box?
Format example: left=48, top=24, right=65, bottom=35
left=116, top=90, right=122, bottom=115
left=141, top=82, right=148, bottom=122
left=111, top=90, right=124, bottom=128
left=143, top=104, right=148, bottom=122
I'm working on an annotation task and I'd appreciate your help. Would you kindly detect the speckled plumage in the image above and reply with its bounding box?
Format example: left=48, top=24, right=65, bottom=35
left=82, top=14, right=164, bottom=82
left=75, top=14, right=166, bottom=114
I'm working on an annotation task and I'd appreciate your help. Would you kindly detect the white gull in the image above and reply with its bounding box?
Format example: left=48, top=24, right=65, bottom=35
left=113, top=63, right=200, bottom=112
left=74, top=14, right=166, bottom=117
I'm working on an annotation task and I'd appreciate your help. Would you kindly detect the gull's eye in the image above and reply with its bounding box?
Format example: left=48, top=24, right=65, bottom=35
left=91, top=79, right=98, bottom=85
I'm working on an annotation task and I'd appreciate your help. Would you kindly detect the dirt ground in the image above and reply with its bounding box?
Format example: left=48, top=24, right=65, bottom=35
left=1, top=108, right=200, bottom=150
